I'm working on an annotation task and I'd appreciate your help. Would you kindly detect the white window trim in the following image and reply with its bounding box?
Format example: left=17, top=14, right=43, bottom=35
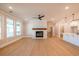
left=0, top=15, right=2, bottom=40
left=0, top=14, right=4, bottom=40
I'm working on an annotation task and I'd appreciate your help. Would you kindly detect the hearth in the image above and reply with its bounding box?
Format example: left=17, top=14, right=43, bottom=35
left=36, top=31, right=43, bottom=37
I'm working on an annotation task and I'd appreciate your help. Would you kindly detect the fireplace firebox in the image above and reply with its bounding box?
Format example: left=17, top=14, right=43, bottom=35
left=36, top=31, right=43, bottom=37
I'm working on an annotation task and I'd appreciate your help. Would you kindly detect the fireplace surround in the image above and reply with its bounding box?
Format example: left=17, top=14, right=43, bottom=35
left=36, top=31, right=43, bottom=37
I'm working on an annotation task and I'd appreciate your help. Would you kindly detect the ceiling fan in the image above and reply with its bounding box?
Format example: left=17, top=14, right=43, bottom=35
left=33, top=14, right=45, bottom=20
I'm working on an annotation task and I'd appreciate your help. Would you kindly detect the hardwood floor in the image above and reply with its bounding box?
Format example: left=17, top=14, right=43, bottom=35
left=0, top=37, right=79, bottom=56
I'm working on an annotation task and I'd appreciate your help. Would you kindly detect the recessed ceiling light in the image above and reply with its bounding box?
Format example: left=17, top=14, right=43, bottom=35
left=65, top=6, right=69, bottom=10
left=9, top=6, right=13, bottom=10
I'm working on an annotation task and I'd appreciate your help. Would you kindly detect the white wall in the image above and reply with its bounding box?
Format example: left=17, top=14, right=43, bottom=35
left=53, top=20, right=64, bottom=37
left=25, top=21, right=33, bottom=37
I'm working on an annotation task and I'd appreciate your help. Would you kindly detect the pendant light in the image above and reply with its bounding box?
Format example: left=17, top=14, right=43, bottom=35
left=70, top=13, right=79, bottom=26
left=64, top=17, right=67, bottom=23
left=72, top=13, right=75, bottom=21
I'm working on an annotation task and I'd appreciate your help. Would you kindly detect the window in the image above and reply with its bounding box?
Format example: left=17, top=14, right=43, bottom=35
left=7, top=18, right=14, bottom=37
left=0, top=16, right=1, bottom=39
left=16, top=21, right=21, bottom=36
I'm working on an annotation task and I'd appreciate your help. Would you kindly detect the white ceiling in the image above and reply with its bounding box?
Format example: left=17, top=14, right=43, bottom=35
left=0, top=3, right=79, bottom=23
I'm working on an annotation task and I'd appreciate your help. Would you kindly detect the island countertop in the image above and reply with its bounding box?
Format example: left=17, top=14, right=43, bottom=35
left=63, top=33, right=79, bottom=46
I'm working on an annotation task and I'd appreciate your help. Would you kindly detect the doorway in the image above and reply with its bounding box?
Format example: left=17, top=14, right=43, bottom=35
left=60, top=26, right=64, bottom=38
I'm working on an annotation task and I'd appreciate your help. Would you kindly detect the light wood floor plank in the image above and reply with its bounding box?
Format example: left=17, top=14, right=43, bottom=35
left=0, top=37, right=79, bottom=56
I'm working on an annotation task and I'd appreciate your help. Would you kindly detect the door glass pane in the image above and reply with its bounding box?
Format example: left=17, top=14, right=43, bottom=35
left=0, top=16, right=1, bottom=39
left=7, top=18, right=14, bottom=37
left=16, top=21, right=21, bottom=36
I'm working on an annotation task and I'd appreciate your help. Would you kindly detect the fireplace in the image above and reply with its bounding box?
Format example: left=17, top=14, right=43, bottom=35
left=36, top=31, right=43, bottom=37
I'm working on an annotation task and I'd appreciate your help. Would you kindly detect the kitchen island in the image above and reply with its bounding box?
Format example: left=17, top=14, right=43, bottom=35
left=63, top=33, right=79, bottom=46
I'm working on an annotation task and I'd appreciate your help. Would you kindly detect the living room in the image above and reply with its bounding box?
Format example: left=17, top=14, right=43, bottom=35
left=0, top=3, right=79, bottom=56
